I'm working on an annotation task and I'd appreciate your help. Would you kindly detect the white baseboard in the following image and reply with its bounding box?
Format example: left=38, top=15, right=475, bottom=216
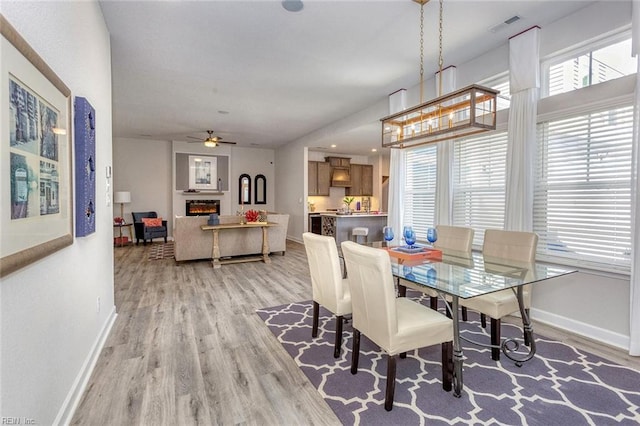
left=54, top=306, right=118, bottom=426
left=531, top=307, right=629, bottom=351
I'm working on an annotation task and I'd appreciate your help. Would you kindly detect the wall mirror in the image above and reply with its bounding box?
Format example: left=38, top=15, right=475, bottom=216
left=239, top=174, right=251, bottom=205
left=254, top=174, right=266, bottom=205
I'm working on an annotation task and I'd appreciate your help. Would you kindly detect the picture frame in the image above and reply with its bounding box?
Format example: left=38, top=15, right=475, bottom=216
left=1, top=15, right=73, bottom=277
left=188, top=155, right=217, bottom=190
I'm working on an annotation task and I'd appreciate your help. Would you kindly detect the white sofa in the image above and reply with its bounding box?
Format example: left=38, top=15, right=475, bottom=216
left=173, top=213, right=289, bottom=262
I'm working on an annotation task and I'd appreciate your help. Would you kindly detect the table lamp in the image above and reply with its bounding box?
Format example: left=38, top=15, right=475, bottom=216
left=114, top=191, right=131, bottom=221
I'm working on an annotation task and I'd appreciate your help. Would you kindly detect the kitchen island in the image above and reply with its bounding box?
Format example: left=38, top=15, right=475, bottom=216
left=320, top=213, right=388, bottom=245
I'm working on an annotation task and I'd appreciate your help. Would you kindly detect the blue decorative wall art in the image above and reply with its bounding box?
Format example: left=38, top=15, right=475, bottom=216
left=74, top=97, right=96, bottom=237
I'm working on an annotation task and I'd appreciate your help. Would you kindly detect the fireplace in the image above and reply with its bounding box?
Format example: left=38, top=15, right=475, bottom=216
left=186, top=199, right=220, bottom=216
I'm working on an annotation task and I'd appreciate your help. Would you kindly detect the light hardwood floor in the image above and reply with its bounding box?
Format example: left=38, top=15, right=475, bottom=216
left=71, top=240, right=639, bottom=425
left=71, top=241, right=340, bottom=425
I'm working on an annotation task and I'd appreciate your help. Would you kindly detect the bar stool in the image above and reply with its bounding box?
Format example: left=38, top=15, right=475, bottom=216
left=351, top=227, right=369, bottom=244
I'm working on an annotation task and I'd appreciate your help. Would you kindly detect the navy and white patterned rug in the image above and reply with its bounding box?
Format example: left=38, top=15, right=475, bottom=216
left=257, top=296, right=640, bottom=425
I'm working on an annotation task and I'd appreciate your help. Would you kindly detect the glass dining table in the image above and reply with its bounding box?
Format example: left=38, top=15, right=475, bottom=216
left=340, top=241, right=577, bottom=397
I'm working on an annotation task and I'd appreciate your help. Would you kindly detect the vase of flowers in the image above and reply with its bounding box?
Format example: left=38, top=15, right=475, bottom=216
left=343, top=196, right=354, bottom=214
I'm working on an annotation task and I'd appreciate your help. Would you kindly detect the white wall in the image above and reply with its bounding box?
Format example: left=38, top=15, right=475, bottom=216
left=274, top=1, right=636, bottom=349
left=275, top=144, right=306, bottom=242
left=0, top=2, right=115, bottom=424
left=113, top=137, right=172, bottom=234
left=229, top=146, right=276, bottom=213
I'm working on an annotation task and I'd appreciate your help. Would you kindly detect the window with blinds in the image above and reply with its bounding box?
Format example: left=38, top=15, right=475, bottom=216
left=534, top=105, right=634, bottom=272
left=403, top=145, right=437, bottom=240
left=480, top=73, right=511, bottom=111
left=452, top=131, right=507, bottom=247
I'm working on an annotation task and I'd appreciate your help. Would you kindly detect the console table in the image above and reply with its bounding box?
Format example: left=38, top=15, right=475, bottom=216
left=200, top=222, right=276, bottom=269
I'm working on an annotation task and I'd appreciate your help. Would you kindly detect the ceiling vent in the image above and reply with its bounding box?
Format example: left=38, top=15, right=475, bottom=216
left=489, top=15, right=521, bottom=33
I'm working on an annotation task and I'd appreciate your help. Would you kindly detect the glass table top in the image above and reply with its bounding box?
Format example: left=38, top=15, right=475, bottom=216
left=340, top=242, right=577, bottom=300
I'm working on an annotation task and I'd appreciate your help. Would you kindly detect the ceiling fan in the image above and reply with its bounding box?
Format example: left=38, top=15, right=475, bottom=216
left=187, top=130, right=237, bottom=148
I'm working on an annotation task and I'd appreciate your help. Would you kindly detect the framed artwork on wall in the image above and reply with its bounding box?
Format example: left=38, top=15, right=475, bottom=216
left=188, top=155, right=217, bottom=190
left=254, top=174, right=266, bottom=204
left=0, top=15, right=74, bottom=277
left=239, top=173, right=251, bottom=205
left=74, top=96, right=96, bottom=237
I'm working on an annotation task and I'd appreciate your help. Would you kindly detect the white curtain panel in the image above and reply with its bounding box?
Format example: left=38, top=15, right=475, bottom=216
left=504, top=27, right=540, bottom=231
left=629, top=2, right=640, bottom=356
left=435, top=66, right=457, bottom=96
left=387, top=89, right=407, bottom=239
left=435, top=66, right=457, bottom=225
left=388, top=149, right=406, bottom=239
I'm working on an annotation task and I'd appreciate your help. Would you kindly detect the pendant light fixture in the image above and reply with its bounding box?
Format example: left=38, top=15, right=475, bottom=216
left=381, top=0, right=498, bottom=149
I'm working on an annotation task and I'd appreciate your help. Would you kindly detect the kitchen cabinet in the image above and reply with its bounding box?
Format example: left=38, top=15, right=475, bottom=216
left=308, top=161, right=330, bottom=196
left=326, top=156, right=351, bottom=168
left=346, top=164, right=373, bottom=196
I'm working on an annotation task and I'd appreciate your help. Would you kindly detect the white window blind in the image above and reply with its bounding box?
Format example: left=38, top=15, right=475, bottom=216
left=452, top=131, right=507, bottom=247
left=481, top=73, right=511, bottom=111
left=404, top=145, right=437, bottom=240
left=534, top=105, right=633, bottom=271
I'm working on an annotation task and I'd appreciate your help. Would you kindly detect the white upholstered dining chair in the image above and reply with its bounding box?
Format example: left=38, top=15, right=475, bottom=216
left=302, top=232, right=351, bottom=358
left=399, top=225, right=474, bottom=311
left=341, top=241, right=453, bottom=411
left=460, top=229, right=538, bottom=361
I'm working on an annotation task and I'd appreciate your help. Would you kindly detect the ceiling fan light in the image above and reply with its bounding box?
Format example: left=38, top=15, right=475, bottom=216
left=204, top=140, right=217, bottom=148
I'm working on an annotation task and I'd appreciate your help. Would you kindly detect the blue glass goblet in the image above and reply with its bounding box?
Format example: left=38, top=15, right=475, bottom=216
left=403, top=225, right=413, bottom=241
left=383, top=226, right=394, bottom=244
left=427, top=227, right=438, bottom=246
left=405, top=229, right=416, bottom=248
left=403, top=265, right=415, bottom=281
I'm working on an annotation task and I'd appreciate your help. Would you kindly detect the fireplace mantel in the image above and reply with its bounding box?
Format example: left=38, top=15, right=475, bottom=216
left=180, top=191, right=224, bottom=196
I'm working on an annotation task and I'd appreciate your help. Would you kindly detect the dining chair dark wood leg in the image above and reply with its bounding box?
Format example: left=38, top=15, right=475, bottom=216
left=441, top=341, right=453, bottom=392
left=312, top=301, right=320, bottom=338
left=334, top=315, right=343, bottom=358
left=450, top=306, right=469, bottom=320
left=491, top=318, right=501, bottom=361
left=481, top=313, right=487, bottom=328
left=397, top=282, right=407, bottom=298
left=385, top=354, right=397, bottom=411
left=399, top=352, right=407, bottom=359
left=430, top=296, right=438, bottom=310
left=351, top=329, right=361, bottom=374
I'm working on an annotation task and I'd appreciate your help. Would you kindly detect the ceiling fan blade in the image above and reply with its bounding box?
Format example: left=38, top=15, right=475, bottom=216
left=218, top=141, right=237, bottom=145
left=187, top=136, right=202, bottom=140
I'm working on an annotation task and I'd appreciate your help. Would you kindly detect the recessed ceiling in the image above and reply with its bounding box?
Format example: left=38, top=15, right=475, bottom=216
left=100, top=0, right=596, bottom=155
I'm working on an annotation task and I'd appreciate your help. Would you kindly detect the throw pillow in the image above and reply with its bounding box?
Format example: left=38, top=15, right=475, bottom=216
left=142, top=217, right=163, bottom=227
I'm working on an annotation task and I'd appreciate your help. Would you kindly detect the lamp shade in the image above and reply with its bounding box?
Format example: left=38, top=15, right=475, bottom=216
left=114, top=191, right=131, bottom=204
